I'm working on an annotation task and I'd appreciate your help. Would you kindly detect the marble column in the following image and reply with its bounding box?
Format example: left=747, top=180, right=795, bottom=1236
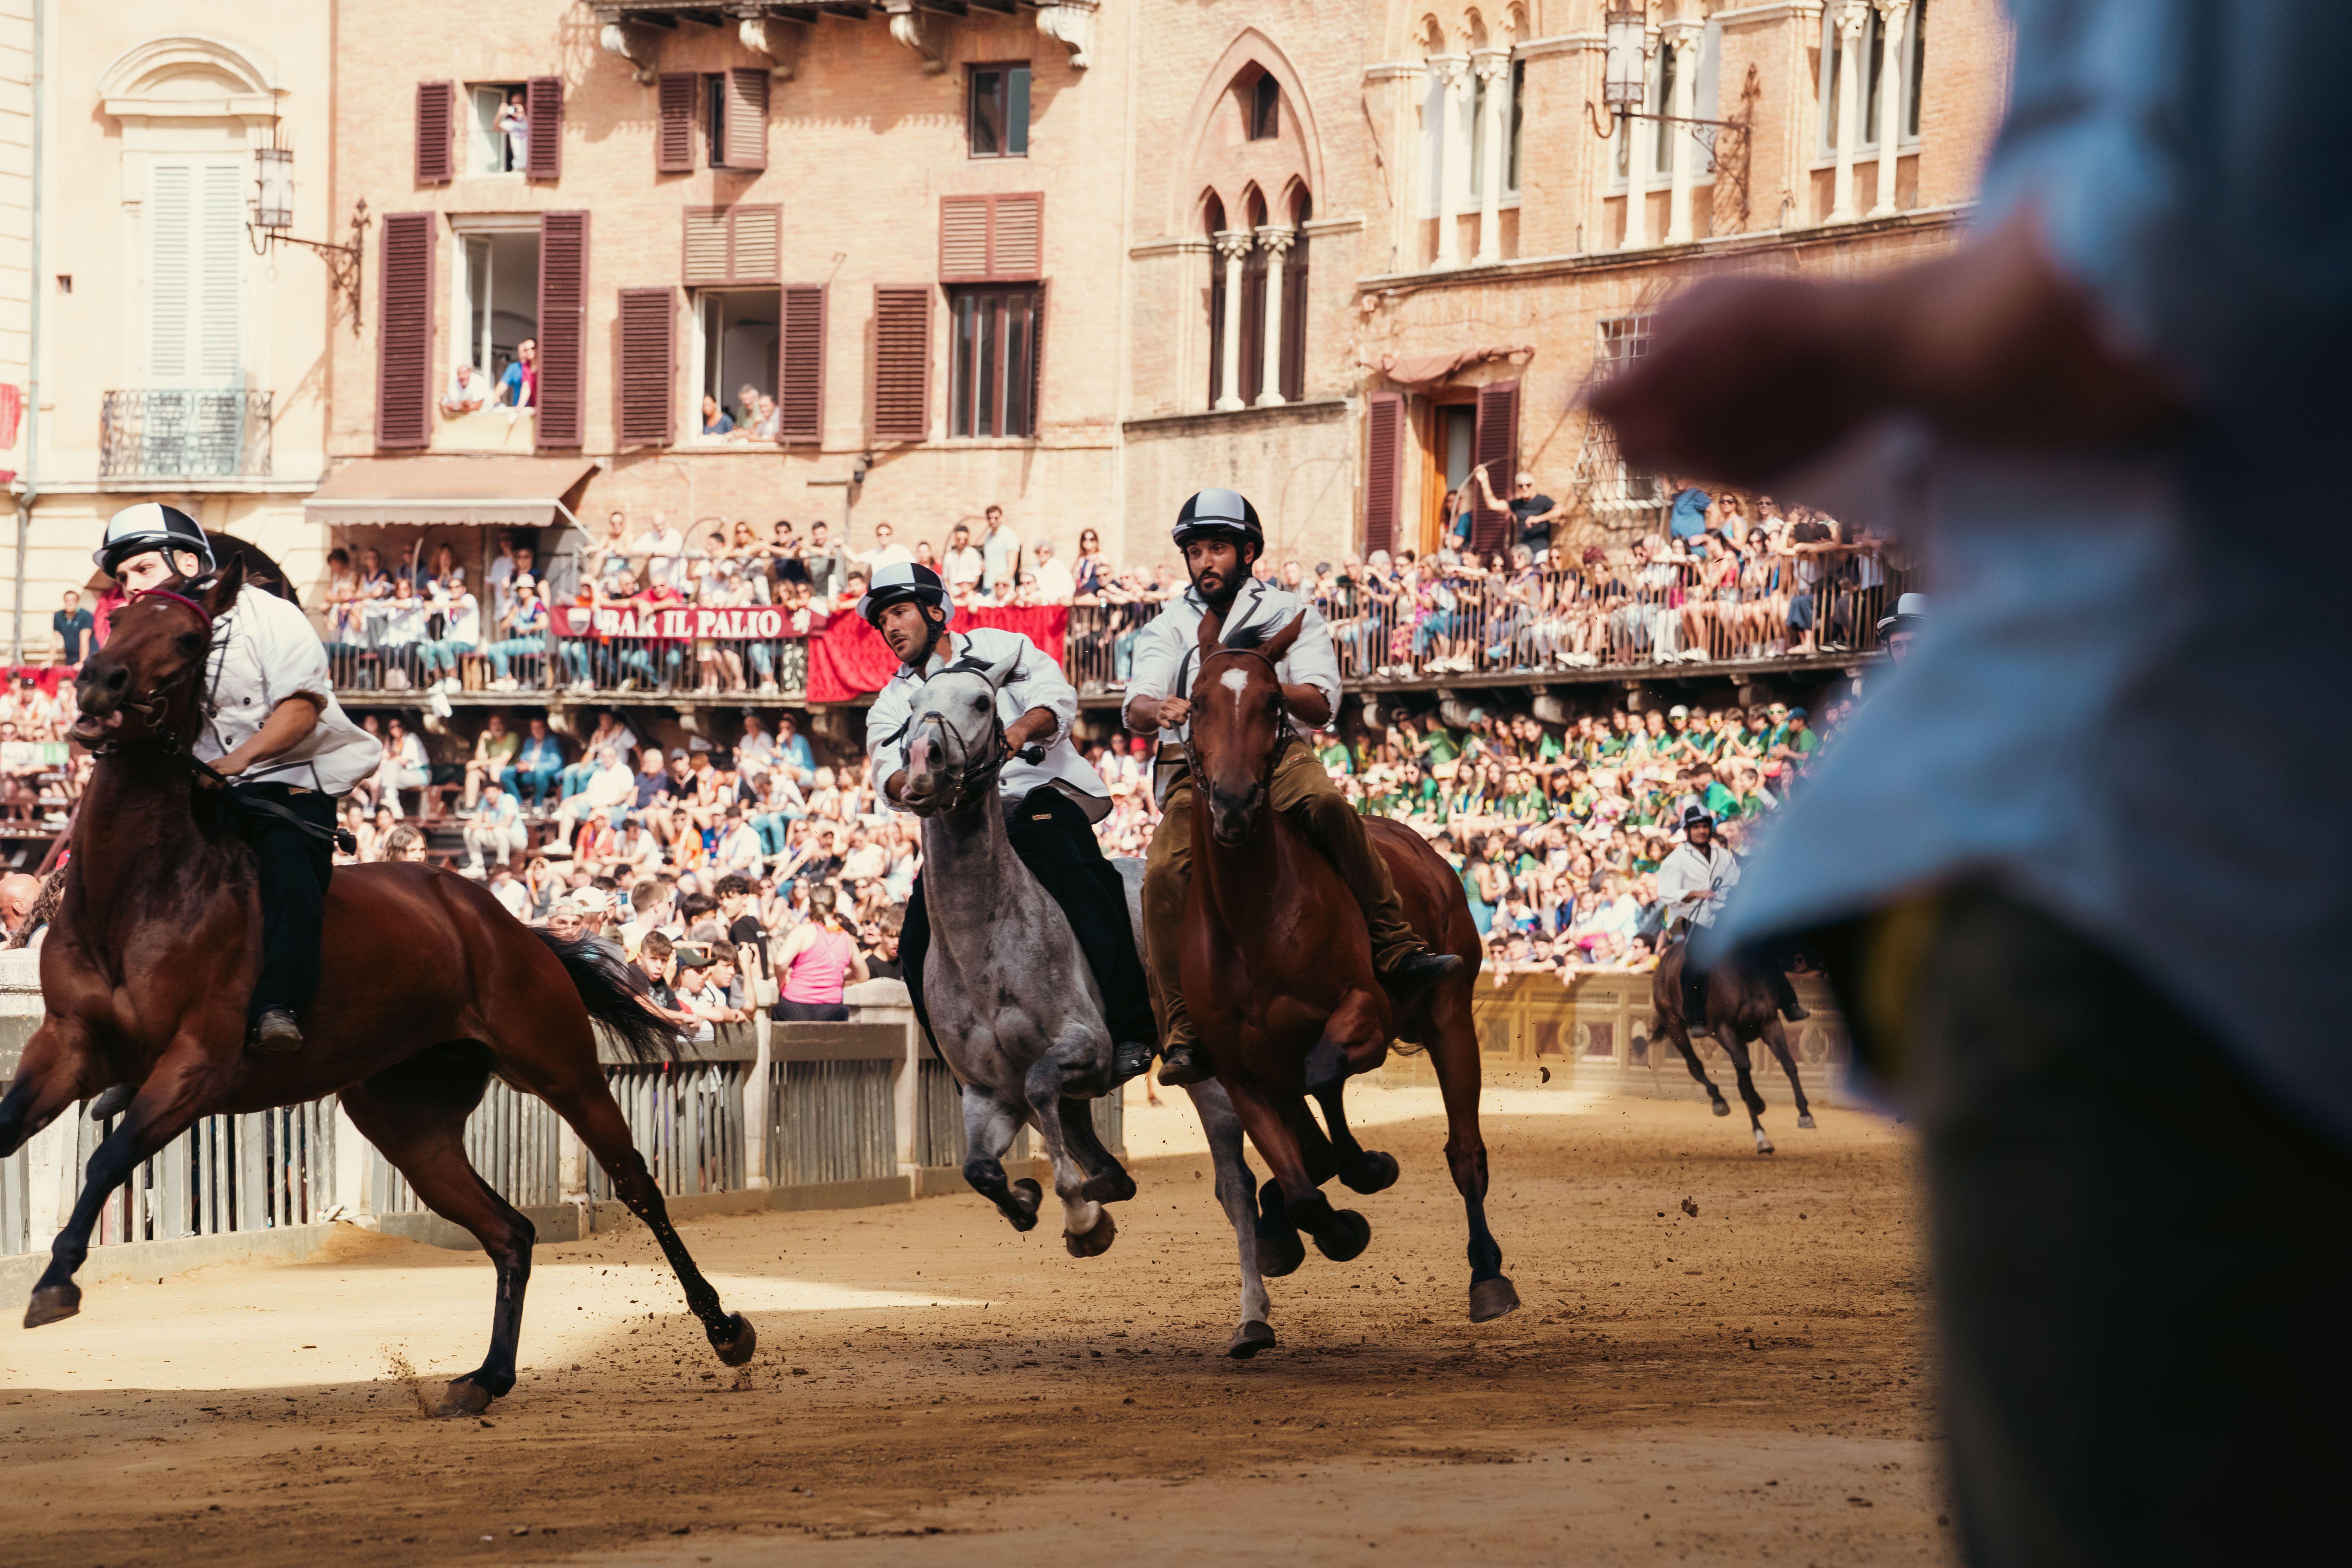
left=1433, top=54, right=1471, bottom=268
left=1471, top=49, right=1512, bottom=265
left=1663, top=22, right=1704, bottom=245
left=1621, top=35, right=1657, bottom=250
left=1829, top=1, right=1869, bottom=223
left=1869, top=0, right=1912, bottom=217
left=1256, top=226, right=1296, bottom=406
left=1212, top=229, right=1253, bottom=411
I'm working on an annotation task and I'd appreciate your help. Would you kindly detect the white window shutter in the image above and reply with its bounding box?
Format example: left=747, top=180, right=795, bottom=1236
left=198, top=163, right=244, bottom=386
left=148, top=162, right=245, bottom=388
left=148, top=165, right=192, bottom=383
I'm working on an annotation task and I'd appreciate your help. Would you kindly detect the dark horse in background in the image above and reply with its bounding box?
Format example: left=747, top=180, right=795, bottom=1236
left=1653, top=937, right=1816, bottom=1154
left=0, top=563, right=756, bottom=1412
left=1181, top=608, right=1518, bottom=1323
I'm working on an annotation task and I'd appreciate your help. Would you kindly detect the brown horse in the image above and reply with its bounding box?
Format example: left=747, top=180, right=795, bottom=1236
left=1652, top=937, right=1815, bottom=1154
left=0, top=563, right=755, bottom=1412
left=1179, top=609, right=1518, bottom=1323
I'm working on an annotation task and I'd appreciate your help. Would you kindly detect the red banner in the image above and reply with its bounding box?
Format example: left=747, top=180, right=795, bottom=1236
left=805, top=606, right=1069, bottom=704
left=551, top=604, right=796, bottom=642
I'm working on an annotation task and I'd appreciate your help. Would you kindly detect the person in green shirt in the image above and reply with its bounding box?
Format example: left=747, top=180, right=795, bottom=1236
left=462, top=711, right=524, bottom=809
left=1771, top=707, right=1820, bottom=764
left=1699, top=763, right=1740, bottom=821
left=1316, top=735, right=1352, bottom=775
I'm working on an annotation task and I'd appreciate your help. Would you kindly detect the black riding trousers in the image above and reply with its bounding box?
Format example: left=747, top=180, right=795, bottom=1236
left=901, top=786, right=1155, bottom=1056
left=221, top=782, right=338, bottom=1025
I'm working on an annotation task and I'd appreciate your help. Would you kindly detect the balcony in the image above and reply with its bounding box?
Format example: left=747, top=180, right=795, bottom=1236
left=99, top=390, right=273, bottom=483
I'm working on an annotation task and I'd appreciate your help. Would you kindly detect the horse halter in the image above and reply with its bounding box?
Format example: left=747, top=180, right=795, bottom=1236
left=84, top=588, right=213, bottom=758
left=1180, top=644, right=1295, bottom=806
left=888, top=655, right=1038, bottom=815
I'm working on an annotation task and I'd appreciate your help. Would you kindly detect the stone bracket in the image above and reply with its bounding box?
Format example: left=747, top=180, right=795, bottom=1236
left=883, top=2, right=947, bottom=74
left=1034, top=0, right=1099, bottom=70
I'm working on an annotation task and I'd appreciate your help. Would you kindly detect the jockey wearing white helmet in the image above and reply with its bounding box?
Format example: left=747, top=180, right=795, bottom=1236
left=860, top=560, right=1160, bottom=1082
left=97, top=503, right=383, bottom=1055
left=1122, top=488, right=1461, bottom=1087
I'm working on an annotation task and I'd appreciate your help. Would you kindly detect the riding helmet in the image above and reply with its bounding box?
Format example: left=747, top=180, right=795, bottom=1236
left=1170, top=488, right=1264, bottom=553
left=1679, top=805, right=1715, bottom=833
left=857, top=561, right=949, bottom=626
left=95, top=502, right=215, bottom=577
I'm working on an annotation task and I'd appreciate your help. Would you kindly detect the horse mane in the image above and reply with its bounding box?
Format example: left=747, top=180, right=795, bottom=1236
left=1220, top=619, right=1275, bottom=653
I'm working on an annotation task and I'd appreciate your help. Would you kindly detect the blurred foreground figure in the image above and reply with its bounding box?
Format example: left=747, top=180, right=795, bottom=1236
left=1595, top=2, right=2352, bottom=1563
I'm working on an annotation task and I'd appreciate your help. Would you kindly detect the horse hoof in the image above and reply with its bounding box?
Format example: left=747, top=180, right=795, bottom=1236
left=1710, top=1098, right=1731, bottom=1118
left=1226, top=1320, right=1278, bottom=1359
left=1797, top=1112, right=1817, bottom=1130
left=710, top=1312, right=757, bottom=1367
left=1469, top=1276, right=1522, bottom=1323
left=1078, top=1167, right=1137, bottom=1205
left=432, top=1377, right=495, bottom=1419
left=22, top=1284, right=80, bottom=1330
left=1254, top=1230, right=1306, bottom=1278
left=1313, top=1209, right=1372, bottom=1263
left=1341, top=1150, right=1400, bottom=1195
left=1063, top=1209, right=1118, bottom=1259
left=1005, top=1178, right=1043, bottom=1232
left=1753, top=1133, right=1776, bottom=1156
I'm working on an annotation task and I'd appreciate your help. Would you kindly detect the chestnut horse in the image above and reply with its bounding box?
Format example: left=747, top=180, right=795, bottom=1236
left=1180, top=609, right=1518, bottom=1323
left=1652, top=938, right=1816, bottom=1154
left=0, top=564, right=755, bottom=1413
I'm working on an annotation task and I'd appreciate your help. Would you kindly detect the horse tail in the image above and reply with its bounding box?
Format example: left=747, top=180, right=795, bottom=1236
left=531, top=929, right=684, bottom=1065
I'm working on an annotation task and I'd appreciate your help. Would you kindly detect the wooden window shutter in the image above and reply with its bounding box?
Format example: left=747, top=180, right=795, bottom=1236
left=869, top=285, right=932, bottom=443
left=939, top=193, right=1044, bottom=281
left=375, top=212, right=435, bottom=449
left=730, top=205, right=780, bottom=281
left=535, top=211, right=588, bottom=446
left=415, top=82, right=455, bottom=185
left=616, top=288, right=675, bottom=447
left=777, top=285, right=826, bottom=444
left=524, top=75, right=563, bottom=180
left=939, top=197, right=991, bottom=281
left=656, top=73, right=696, bottom=173
left=681, top=208, right=730, bottom=285
left=1363, top=392, right=1404, bottom=557
left=723, top=68, right=768, bottom=171
left=1470, top=378, right=1522, bottom=558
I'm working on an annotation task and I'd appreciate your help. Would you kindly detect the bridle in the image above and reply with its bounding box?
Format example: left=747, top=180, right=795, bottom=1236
left=82, top=588, right=213, bottom=759
left=1180, top=644, right=1294, bottom=813
left=886, top=652, right=1045, bottom=816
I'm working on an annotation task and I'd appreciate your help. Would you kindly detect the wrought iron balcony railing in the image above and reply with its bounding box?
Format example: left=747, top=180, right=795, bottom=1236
left=100, top=390, right=273, bottom=481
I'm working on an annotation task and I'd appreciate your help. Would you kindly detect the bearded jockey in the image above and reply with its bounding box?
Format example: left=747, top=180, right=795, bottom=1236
left=1657, top=806, right=1805, bottom=1026
left=861, top=561, right=1159, bottom=1082
left=1125, top=489, right=1463, bottom=1087
left=96, top=503, right=383, bottom=1054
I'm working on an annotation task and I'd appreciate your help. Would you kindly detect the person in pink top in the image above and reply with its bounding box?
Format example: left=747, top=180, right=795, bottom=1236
left=773, top=882, right=867, bottom=1021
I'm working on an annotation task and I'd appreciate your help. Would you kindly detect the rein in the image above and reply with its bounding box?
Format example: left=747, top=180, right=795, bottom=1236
left=1180, top=645, right=1295, bottom=812
left=884, top=653, right=1045, bottom=815
left=82, top=588, right=214, bottom=760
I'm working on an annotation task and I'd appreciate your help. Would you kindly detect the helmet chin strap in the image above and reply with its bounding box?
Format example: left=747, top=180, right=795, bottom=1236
left=901, top=604, right=950, bottom=670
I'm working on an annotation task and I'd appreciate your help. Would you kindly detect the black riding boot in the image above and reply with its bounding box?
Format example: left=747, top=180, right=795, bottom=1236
left=227, top=783, right=338, bottom=1053
left=1003, top=788, right=1158, bottom=1083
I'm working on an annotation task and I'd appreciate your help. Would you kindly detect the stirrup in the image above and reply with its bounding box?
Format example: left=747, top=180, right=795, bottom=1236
left=1379, top=950, right=1464, bottom=1004
left=249, top=1007, right=305, bottom=1056
left=1158, top=1038, right=1214, bottom=1087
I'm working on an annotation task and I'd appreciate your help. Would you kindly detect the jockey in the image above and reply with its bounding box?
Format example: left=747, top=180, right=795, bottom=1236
left=1125, top=488, right=1463, bottom=1087
left=1657, top=805, right=1805, bottom=1025
left=97, top=503, right=383, bottom=1054
left=861, top=561, right=1159, bottom=1082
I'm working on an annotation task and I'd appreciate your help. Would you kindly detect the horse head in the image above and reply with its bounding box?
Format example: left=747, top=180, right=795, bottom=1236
left=1189, top=608, right=1305, bottom=849
left=70, top=557, right=244, bottom=754
left=897, top=643, right=1020, bottom=817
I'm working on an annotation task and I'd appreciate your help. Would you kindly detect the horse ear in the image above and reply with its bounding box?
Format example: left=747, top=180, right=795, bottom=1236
left=1260, top=611, right=1308, bottom=665
left=199, top=555, right=247, bottom=617
left=1196, top=604, right=1224, bottom=653
left=984, top=646, right=1020, bottom=689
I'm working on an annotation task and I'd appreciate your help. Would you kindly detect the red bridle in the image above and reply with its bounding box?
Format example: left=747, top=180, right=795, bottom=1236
left=132, top=587, right=213, bottom=630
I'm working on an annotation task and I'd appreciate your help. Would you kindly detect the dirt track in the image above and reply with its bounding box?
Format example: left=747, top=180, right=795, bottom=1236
left=0, top=1089, right=1950, bottom=1566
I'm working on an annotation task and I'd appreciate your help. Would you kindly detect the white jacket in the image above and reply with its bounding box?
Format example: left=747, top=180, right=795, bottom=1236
left=198, top=585, right=383, bottom=796
left=1655, top=840, right=1741, bottom=929
left=865, top=626, right=1109, bottom=823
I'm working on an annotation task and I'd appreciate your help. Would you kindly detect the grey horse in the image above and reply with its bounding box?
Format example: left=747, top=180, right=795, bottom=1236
left=898, top=649, right=1276, bottom=1356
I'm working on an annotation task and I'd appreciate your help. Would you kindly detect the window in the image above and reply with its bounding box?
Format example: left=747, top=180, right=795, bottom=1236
left=695, top=289, right=780, bottom=439
left=948, top=286, right=1039, bottom=439
left=968, top=64, right=1031, bottom=158
left=468, top=83, right=528, bottom=175
left=1245, top=72, right=1280, bottom=141
left=1506, top=59, right=1525, bottom=195
left=697, top=70, right=769, bottom=171
left=1820, top=2, right=1926, bottom=155
left=453, top=227, right=539, bottom=401
left=1418, top=69, right=1448, bottom=217
left=1471, top=56, right=1525, bottom=202
left=148, top=160, right=245, bottom=387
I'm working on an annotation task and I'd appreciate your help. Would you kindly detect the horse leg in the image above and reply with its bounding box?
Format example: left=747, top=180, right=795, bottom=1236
left=1423, top=985, right=1519, bottom=1322
left=1760, top=1016, right=1817, bottom=1128
left=1718, top=1024, right=1774, bottom=1154
left=1059, top=1094, right=1136, bottom=1206
left=1225, top=1075, right=1368, bottom=1269
left=0, top=1014, right=105, bottom=1159
left=1304, top=994, right=1400, bottom=1196
left=532, top=1069, right=756, bottom=1366
left=339, top=1066, right=535, bottom=1416
left=23, top=1032, right=229, bottom=1328
left=959, top=1089, right=1041, bottom=1232
left=1665, top=1016, right=1731, bottom=1116
left=1180, top=1079, right=1275, bottom=1357
left=1021, top=1045, right=1116, bottom=1259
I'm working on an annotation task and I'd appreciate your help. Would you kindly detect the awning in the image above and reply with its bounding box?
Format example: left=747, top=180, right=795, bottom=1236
left=1358, top=343, right=1534, bottom=391
left=302, top=456, right=601, bottom=530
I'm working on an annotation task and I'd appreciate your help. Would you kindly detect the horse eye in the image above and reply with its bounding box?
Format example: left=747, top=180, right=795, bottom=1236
left=176, top=631, right=205, bottom=655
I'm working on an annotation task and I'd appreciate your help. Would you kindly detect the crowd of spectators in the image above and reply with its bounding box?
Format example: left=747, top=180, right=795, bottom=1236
left=0, top=669, right=87, bottom=830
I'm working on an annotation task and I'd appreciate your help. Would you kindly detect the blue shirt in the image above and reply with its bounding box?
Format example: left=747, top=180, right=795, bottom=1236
left=1711, top=0, right=2352, bottom=1143
left=1667, top=488, right=1710, bottom=539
